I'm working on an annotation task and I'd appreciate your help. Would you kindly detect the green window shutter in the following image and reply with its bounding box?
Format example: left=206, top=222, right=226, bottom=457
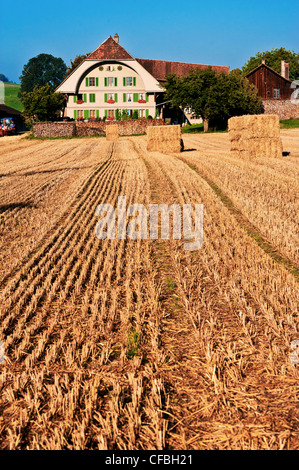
left=85, top=77, right=89, bottom=87
left=146, top=109, right=149, bottom=118
left=96, top=109, right=99, bottom=118
left=104, top=77, right=107, bottom=87
left=104, top=93, right=108, bottom=102
left=84, top=94, right=87, bottom=102
left=74, top=110, right=77, bottom=120
left=115, top=77, right=117, bottom=87
left=84, top=110, right=89, bottom=119
left=96, top=77, right=99, bottom=86
left=133, top=93, right=138, bottom=102
left=146, top=93, right=149, bottom=102
left=89, top=94, right=95, bottom=103
left=133, top=77, right=136, bottom=86
left=73, top=95, right=77, bottom=103
left=123, top=93, right=126, bottom=102
left=105, top=109, right=108, bottom=118
left=123, top=77, right=126, bottom=87
left=114, top=93, right=118, bottom=103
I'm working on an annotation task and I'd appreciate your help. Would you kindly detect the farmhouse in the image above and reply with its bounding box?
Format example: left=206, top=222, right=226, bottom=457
left=56, top=34, right=229, bottom=122
left=245, top=60, right=299, bottom=119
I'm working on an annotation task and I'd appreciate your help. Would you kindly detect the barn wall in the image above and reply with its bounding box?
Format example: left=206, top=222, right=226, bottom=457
left=247, top=67, right=293, bottom=100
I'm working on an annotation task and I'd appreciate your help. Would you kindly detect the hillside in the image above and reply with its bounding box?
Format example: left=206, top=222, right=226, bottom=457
left=3, top=83, right=23, bottom=112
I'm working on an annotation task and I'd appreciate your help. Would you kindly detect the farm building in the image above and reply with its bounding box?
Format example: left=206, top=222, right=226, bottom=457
left=0, top=104, right=25, bottom=133
left=245, top=60, right=299, bottom=119
left=56, top=34, right=229, bottom=122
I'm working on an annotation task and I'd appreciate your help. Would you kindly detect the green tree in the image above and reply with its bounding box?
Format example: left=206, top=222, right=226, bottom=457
left=66, top=53, right=91, bottom=76
left=20, top=54, right=67, bottom=94
left=115, top=108, right=122, bottom=121
left=21, top=84, right=66, bottom=122
left=163, top=67, right=262, bottom=132
left=241, top=48, right=299, bottom=80
left=121, top=109, right=130, bottom=120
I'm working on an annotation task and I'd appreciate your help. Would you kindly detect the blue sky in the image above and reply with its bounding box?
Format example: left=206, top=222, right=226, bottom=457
left=2, top=0, right=298, bottom=83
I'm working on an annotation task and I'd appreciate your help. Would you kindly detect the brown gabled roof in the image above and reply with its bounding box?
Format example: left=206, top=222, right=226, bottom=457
left=0, top=104, right=22, bottom=116
left=136, top=58, right=230, bottom=81
left=245, top=62, right=292, bottom=83
left=87, top=36, right=134, bottom=60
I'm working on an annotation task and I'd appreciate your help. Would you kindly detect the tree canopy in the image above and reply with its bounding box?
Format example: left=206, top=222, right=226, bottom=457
left=66, top=53, right=91, bottom=76
left=20, top=54, right=67, bottom=94
left=163, top=67, right=262, bottom=131
left=21, top=84, right=66, bottom=122
left=241, top=48, right=299, bottom=81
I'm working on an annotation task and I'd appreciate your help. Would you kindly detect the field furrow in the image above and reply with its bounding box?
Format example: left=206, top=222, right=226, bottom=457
left=182, top=132, right=299, bottom=266
left=130, top=135, right=299, bottom=450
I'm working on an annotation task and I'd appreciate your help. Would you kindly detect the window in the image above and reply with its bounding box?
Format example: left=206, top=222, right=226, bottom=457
left=106, top=65, right=115, bottom=71
left=126, top=77, right=133, bottom=86
left=107, top=77, right=114, bottom=86
left=89, top=110, right=96, bottom=118
left=139, top=109, right=146, bottom=118
left=108, top=109, right=114, bottom=119
left=89, top=93, right=96, bottom=103
left=273, top=88, right=280, bottom=98
left=139, top=93, right=146, bottom=101
left=77, top=110, right=83, bottom=118
left=127, top=93, right=133, bottom=103
left=105, top=93, right=117, bottom=103
left=89, top=77, right=95, bottom=86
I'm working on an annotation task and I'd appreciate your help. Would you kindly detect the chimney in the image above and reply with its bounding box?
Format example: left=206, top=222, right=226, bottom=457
left=114, top=33, right=119, bottom=44
left=281, top=60, right=289, bottom=79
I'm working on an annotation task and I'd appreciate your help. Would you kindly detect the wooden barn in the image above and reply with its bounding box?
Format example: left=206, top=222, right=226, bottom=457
left=0, top=104, right=25, bottom=133
left=245, top=60, right=295, bottom=100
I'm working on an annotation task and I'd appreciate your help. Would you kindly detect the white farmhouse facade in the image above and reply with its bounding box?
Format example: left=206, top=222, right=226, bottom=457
left=56, top=34, right=161, bottom=121
left=56, top=34, right=230, bottom=122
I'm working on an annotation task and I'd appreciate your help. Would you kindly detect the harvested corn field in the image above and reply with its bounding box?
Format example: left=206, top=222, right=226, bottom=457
left=0, top=130, right=298, bottom=450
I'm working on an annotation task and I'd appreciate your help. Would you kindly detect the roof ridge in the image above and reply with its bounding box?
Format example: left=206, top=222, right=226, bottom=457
left=137, top=57, right=229, bottom=68
left=245, top=62, right=292, bottom=83
left=88, top=36, right=134, bottom=60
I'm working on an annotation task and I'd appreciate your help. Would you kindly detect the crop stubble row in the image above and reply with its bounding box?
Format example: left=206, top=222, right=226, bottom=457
left=130, top=135, right=299, bottom=449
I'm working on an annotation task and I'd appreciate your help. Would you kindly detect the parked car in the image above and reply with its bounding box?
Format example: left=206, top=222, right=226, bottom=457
left=0, top=117, right=16, bottom=136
